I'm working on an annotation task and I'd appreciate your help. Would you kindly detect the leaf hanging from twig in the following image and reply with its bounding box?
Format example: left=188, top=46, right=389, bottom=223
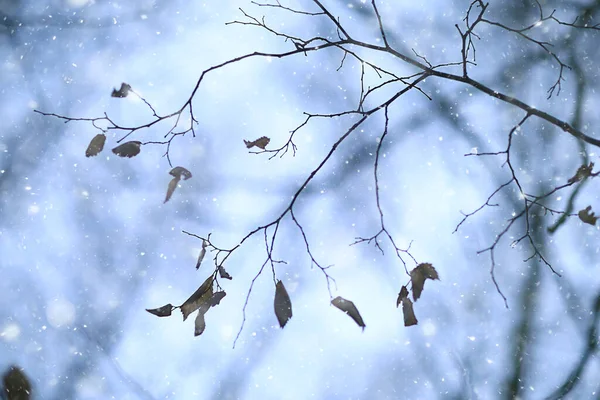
left=180, top=275, right=214, bottom=321
left=218, top=266, right=232, bottom=280
left=578, top=205, right=598, bottom=226
left=195, top=240, right=207, bottom=270
left=111, top=82, right=132, bottom=98
left=170, top=166, right=193, bottom=180
left=145, top=303, right=174, bottom=317
left=85, top=133, right=106, bottom=157
left=401, top=297, right=418, bottom=327
left=331, top=296, right=366, bottom=331
left=274, top=280, right=293, bottom=328
left=112, top=141, right=142, bottom=158
left=164, top=177, right=180, bottom=203
left=410, top=263, right=439, bottom=301
left=396, top=285, right=409, bottom=308
left=194, top=309, right=207, bottom=336
left=210, top=291, right=227, bottom=307
left=244, top=136, right=270, bottom=150
left=568, top=162, right=594, bottom=184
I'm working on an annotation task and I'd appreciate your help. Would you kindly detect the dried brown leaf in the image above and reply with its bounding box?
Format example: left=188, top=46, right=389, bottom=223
left=396, top=285, right=409, bottom=308
left=244, top=136, right=270, bottom=150
left=410, top=268, right=426, bottom=301
left=85, top=133, right=106, bottom=157
left=578, top=206, right=598, bottom=226
left=417, top=263, right=440, bottom=280
left=194, top=309, right=206, bottom=337
left=195, top=245, right=206, bottom=270
left=164, top=177, right=180, bottom=204
left=568, top=162, right=594, bottom=184
left=210, top=291, right=226, bottom=307
left=112, top=141, right=141, bottom=158
left=169, top=166, right=193, bottom=180
left=401, top=298, right=418, bottom=327
left=111, top=82, right=131, bottom=98
left=218, top=266, right=232, bottom=280
left=274, top=280, right=293, bottom=328
left=180, top=275, right=214, bottom=321
left=331, top=296, right=366, bottom=331
left=2, top=365, right=31, bottom=400
left=145, top=303, right=174, bottom=317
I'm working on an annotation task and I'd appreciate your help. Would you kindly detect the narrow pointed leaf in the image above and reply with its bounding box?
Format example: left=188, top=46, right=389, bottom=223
left=169, top=166, right=193, bottom=180
left=331, top=296, right=365, bottom=331
left=180, top=275, right=213, bottom=321
left=274, top=280, right=292, bottom=328
left=111, top=82, right=131, bottom=98
left=145, top=303, right=174, bottom=317
left=195, top=247, right=206, bottom=270
left=164, top=177, right=180, bottom=203
left=218, top=266, right=232, bottom=280
left=401, top=298, right=418, bottom=327
left=112, top=141, right=141, bottom=158
left=85, top=133, right=106, bottom=157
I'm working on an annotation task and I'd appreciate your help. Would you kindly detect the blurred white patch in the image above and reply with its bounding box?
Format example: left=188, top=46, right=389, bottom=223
left=28, top=204, right=40, bottom=215
left=66, top=0, right=91, bottom=7
left=422, top=320, right=436, bottom=336
left=76, top=375, right=105, bottom=398
left=1, top=323, right=21, bottom=341
left=46, top=298, right=76, bottom=328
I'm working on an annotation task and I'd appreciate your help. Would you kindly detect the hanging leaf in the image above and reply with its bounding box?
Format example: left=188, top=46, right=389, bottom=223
left=180, top=275, right=214, bottom=321
left=194, top=309, right=207, bottom=336
left=164, top=177, right=180, bottom=203
left=243, top=136, right=270, bottom=150
left=218, top=266, right=232, bottom=280
left=112, top=141, right=142, bottom=158
left=2, top=365, right=31, bottom=400
left=111, top=82, right=132, bottom=98
left=274, top=280, right=293, bottom=328
left=145, top=303, right=174, bottom=317
left=410, top=263, right=439, bottom=301
left=410, top=268, right=426, bottom=301
left=210, top=291, right=227, bottom=307
left=85, top=133, right=106, bottom=157
left=169, top=166, right=193, bottom=180
left=396, top=285, right=409, bottom=308
left=417, top=263, right=440, bottom=280
left=568, top=162, right=594, bottom=184
left=195, top=240, right=207, bottom=270
left=578, top=206, right=598, bottom=226
left=331, top=296, right=365, bottom=331
left=401, top=298, right=418, bottom=327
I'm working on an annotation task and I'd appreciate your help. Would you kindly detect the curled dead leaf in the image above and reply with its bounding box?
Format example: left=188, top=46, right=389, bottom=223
left=401, top=298, right=418, bottom=327
left=85, top=133, right=106, bottom=157
left=244, top=136, right=270, bottom=150
left=111, top=82, right=132, bottom=98
left=195, top=247, right=206, bottom=270
left=170, top=166, right=193, bottom=180
left=145, top=303, right=174, bottom=317
left=274, top=280, right=292, bottom=328
left=180, top=275, right=214, bottom=321
left=578, top=206, right=598, bottom=226
left=164, top=177, right=180, bottom=203
left=210, top=291, right=226, bottom=307
left=331, top=296, right=365, bottom=331
left=112, top=141, right=141, bottom=158
left=218, top=266, right=232, bottom=280
left=396, top=285, right=409, bottom=308
left=410, top=263, right=439, bottom=301
left=194, top=309, right=207, bottom=336
left=568, top=162, right=594, bottom=184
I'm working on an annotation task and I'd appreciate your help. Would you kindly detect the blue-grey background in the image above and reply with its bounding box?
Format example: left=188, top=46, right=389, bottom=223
left=1, top=0, right=599, bottom=399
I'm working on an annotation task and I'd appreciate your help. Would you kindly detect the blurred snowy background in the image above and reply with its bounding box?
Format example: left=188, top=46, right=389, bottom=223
left=1, top=0, right=600, bottom=399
